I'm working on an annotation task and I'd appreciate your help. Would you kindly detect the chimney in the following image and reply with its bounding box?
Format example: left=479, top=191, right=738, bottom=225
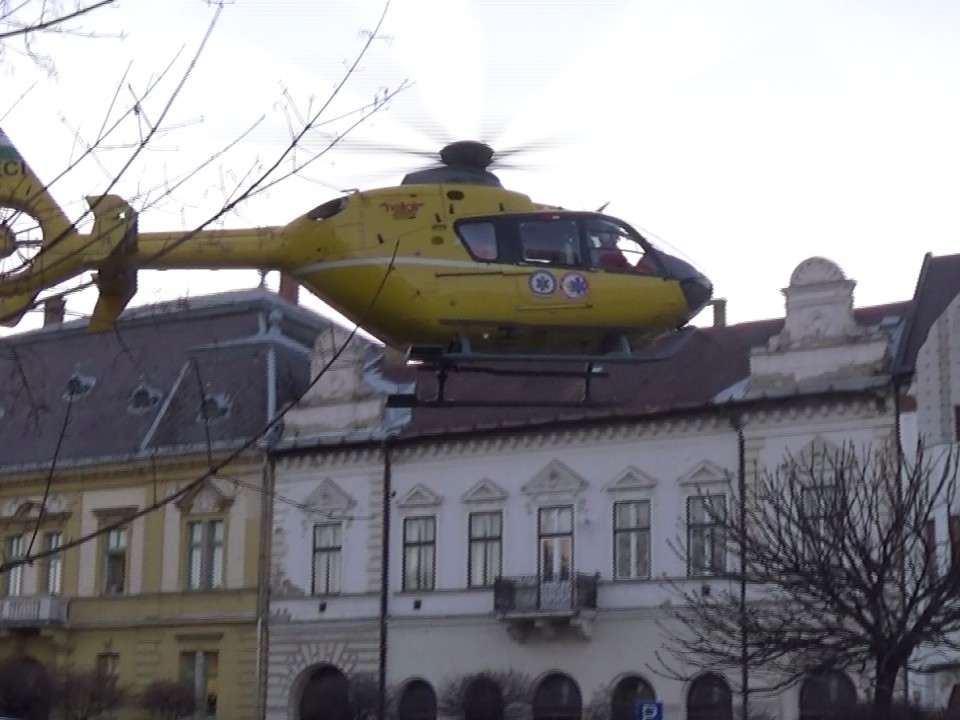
left=712, top=298, right=727, bottom=328
left=44, top=296, right=66, bottom=327
left=278, top=273, right=299, bottom=305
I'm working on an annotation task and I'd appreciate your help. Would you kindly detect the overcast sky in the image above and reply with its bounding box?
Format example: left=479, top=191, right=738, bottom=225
left=3, top=0, right=959, bottom=335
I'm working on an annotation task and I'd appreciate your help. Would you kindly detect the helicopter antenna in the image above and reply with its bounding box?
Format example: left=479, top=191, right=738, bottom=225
left=596, top=201, right=610, bottom=212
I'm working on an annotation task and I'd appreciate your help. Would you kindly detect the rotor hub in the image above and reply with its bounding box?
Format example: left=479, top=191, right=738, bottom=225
left=439, top=140, right=495, bottom=170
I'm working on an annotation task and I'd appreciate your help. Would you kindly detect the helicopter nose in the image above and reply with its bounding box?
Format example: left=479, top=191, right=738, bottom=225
left=657, top=253, right=714, bottom=320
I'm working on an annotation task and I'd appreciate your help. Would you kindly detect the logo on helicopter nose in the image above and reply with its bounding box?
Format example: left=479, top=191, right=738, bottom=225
left=528, top=270, right=556, bottom=296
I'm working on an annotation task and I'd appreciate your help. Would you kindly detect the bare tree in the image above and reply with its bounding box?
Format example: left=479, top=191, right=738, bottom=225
left=138, top=678, right=195, bottom=720
left=1, top=0, right=115, bottom=75
left=0, top=0, right=409, bottom=577
left=50, top=668, right=128, bottom=720
left=657, top=437, right=960, bottom=717
left=0, top=656, right=51, bottom=720
left=440, top=670, right=534, bottom=720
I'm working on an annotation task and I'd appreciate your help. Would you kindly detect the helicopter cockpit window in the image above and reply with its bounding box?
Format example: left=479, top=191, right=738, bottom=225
left=587, top=219, right=651, bottom=273
left=457, top=222, right=498, bottom=261
left=518, top=219, right=581, bottom=266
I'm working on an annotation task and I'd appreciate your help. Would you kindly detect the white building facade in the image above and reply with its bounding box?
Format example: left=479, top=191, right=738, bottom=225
left=265, top=254, right=960, bottom=720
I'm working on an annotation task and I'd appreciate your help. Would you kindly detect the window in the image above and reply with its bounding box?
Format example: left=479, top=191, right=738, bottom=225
left=519, top=219, right=581, bottom=266
left=614, top=501, right=651, bottom=579
left=42, top=532, right=63, bottom=594
left=586, top=218, right=650, bottom=272
left=687, top=495, right=725, bottom=576
left=458, top=222, right=498, bottom=261
left=2, top=534, right=23, bottom=596
left=97, top=653, right=120, bottom=680
left=103, top=527, right=128, bottom=594
left=402, top=517, right=436, bottom=591
left=801, top=484, right=838, bottom=560
left=468, top=511, right=502, bottom=587
left=186, top=520, right=225, bottom=591
left=312, top=523, right=342, bottom=595
left=539, top=506, right=574, bottom=582
left=180, top=651, right=218, bottom=718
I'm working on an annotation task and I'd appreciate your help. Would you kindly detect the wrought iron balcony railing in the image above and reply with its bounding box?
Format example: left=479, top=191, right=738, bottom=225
left=492, top=573, right=599, bottom=614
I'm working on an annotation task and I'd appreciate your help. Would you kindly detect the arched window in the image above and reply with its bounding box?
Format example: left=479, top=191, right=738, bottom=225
left=533, top=673, right=582, bottom=720
left=799, top=670, right=856, bottom=720
left=299, top=666, right=351, bottom=720
left=464, top=676, right=505, bottom=720
left=611, top=675, right=656, bottom=720
left=687, top=673, right=732, bottom=720
left=399, top=680, right=438, bottom=720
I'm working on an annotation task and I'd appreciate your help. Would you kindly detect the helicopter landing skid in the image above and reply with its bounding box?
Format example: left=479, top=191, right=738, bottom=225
left=385, top=327, right=696, bottom=410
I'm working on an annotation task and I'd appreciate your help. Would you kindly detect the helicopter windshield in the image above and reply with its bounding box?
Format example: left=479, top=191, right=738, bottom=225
left=586, top=218, right=652, bottom=272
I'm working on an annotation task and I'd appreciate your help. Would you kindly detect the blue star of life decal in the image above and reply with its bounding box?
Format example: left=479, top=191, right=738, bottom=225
left=528, top=270, right=556, bottom=296
left=560, top=272, right=589, bottom=299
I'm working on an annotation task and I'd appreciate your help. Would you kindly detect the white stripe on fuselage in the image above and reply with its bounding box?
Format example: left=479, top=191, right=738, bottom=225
left=292, top=256, right=506, bottom=275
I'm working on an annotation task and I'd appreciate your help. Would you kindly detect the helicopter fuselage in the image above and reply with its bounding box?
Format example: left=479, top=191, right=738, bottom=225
left=264, top=184, right=709, bottom=355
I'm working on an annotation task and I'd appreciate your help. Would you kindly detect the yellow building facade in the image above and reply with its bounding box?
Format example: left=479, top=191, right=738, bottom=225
left=0, top=455, right=268, bottom=718
left=0, top=289, right=330, bottom=719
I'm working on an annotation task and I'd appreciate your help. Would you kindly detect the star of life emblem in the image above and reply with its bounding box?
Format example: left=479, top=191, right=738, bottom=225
left=528, top=270, right=556, bottom=296
left=559, top=272, right=589, bottom=299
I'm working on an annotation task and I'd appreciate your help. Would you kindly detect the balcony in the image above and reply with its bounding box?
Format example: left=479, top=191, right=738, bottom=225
left=492, top=573, right=598, bottom=642
left=0, top=595, right=69, bottom=628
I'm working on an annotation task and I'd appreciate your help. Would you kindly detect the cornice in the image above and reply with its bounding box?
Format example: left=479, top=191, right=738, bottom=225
left=0, top=450, right=262, bottom=487
left=269, top=391, right=892, bottom=469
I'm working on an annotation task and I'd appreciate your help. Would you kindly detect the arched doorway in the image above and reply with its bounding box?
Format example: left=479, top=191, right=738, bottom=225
left=799, top=670, right=856, bottom=720
left=687, top=673, right=732, bottom=720
left=463, top=676, right=505, bottom=720
left=0, top=655, right=51, bottom=720
left=399, top=680, right=438, bottom=720
left=533, top=673, right=582, bottom=720
left=299, top=666, right=352, bottom=720
left=611, top=675, right=656, bottom=720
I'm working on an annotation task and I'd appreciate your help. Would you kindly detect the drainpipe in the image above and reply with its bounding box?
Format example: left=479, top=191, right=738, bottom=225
left=729, top=412, right=749, bottom=720
left=377, top=438, right=393, bottom=720
left=892, top=376, right=909, bottom=704
left=255, top=451, right=275, bottom=720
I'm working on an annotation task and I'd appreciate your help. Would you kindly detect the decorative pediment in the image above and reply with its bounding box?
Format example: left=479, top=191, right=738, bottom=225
left=678, top=460, right=730, bottom=487
left=523, top=459, right=588, bottom=497
left=396, top=484, right=443, bottom=509
left=782, top=436, right=845, bottom=477
left=605, top=466, right=658, bottom=493
left=1, top=495, right=70, bottom=520
left=177, top=478, right=236, bottom=515
left=462, top=479, right=508, bottom=504
left=303, top=478, right=357, bottom=513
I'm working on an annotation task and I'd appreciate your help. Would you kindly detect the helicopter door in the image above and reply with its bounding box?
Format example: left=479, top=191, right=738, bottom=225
left=514, top=217, right=592, bottom=311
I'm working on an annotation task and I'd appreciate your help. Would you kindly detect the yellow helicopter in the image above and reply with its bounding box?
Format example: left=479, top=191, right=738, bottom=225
left=0, top=129, right=712, bottom=369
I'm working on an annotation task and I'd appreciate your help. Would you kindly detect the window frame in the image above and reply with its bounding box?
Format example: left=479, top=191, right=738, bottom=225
left=185, top=519, right=226, bottom=592
left=401, top=516, right=437, bottom=592
left=613, top=500, right=651, bottom=580
left=686, top=494, right=726, bottom=577
left=467, top=511, right=503, bottom=588
left=2, top=534, right=24, bottom=597
left=101, top=526, right=129, bottom=595
left=41, top=531, right=63, bottom=595
left=312, top=521, right=343, bottom=596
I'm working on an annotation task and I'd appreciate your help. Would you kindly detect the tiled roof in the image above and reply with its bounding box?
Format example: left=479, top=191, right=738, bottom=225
left=0, top=289, right=330, bottom=472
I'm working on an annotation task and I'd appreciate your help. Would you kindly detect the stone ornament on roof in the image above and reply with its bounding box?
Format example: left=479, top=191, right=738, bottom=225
left=769, top=256, right=863, bottom=351
left=747, top=256, right=895, bottom=394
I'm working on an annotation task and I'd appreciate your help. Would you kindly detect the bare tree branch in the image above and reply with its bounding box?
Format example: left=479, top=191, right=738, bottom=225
left=656, top=436, right=960, bottom=716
